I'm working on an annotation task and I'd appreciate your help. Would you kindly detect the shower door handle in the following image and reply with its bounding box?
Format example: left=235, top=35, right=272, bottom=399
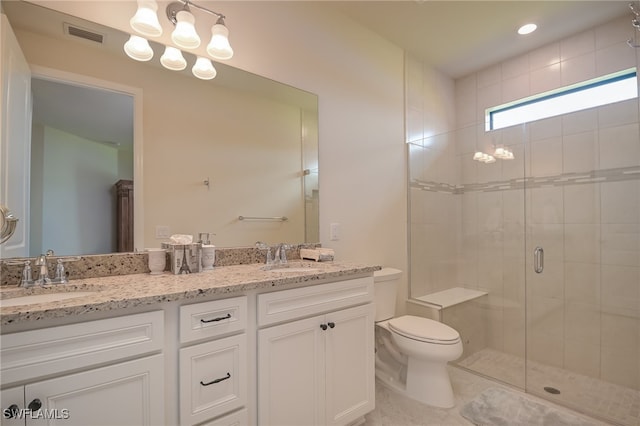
left=534, top=247, right=544, bottom=273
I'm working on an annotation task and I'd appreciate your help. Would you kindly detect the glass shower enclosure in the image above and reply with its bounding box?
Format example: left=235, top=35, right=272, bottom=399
left=407, top=99, right=640, bottom=426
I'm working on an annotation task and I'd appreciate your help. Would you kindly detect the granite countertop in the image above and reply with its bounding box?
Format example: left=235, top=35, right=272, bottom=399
left=0, top=261, right=380, bottom=326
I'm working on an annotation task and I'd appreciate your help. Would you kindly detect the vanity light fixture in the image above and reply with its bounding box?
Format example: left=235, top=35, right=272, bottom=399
left=192, top=57, right=217, bottom=80
left=207, top=17, right=234, bottom=60
left=125, top=0, right=234, bottom=79
left=472, top=147, right=513, bottom=163
left=473, top=151, right=496, bottom=164
left=160, top=46, right=187, bottom=70
left=493, top=147, right=514, bottom=160
left=124, top=34, right=154, bottom=61
left=170, top=8, right=201, bottom=49
left=130, top=0, right=163, bottom=37
left=165, top=0, right=234, bottom=60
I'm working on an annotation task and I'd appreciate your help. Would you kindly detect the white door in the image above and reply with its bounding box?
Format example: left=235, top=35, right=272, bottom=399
left=258, top=315, right=325, bottom=426
left=0, top=15, right=31, bottom=257
left=324, top=304, right=375, bottom=426
left=25, top=354, right=164, bottom=426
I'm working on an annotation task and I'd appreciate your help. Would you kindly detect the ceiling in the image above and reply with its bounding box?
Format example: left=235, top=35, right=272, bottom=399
left=328, top=1, right=633, bottom=78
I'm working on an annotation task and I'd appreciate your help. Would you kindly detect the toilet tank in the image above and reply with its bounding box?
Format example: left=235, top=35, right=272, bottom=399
left=373, top=268, right=402, bottom=322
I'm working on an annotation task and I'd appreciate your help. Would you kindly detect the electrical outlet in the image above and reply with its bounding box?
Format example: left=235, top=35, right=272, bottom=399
left=155, top=225, right=170, bottom=239
left=330, top=223, right=341, bottom=241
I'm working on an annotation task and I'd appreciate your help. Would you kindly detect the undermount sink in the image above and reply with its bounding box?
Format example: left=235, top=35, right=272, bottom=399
left=0, top=291, right=97, bottom=308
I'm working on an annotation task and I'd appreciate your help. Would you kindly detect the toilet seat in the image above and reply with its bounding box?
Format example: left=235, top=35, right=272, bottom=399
left=388, top=315, right=460, bottom=345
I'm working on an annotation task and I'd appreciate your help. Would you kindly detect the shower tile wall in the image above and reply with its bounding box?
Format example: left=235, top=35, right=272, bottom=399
left=409, top=14, right=640, bottom=392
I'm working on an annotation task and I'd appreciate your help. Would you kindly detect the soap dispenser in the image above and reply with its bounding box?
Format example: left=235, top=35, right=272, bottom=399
left=199, top=232, right=216, bottom=271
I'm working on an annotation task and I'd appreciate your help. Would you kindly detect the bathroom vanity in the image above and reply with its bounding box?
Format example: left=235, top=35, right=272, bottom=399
left=0, top=261, right=379, bottom=426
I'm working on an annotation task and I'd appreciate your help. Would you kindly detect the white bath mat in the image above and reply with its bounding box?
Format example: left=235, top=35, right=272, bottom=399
left=460, top=387, right=599, bottom=426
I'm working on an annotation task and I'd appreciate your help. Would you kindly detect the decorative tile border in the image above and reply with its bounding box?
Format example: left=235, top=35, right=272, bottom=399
left=410, top=166, right=640, bottom=194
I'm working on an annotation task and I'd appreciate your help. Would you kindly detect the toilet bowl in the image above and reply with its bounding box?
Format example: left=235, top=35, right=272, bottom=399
left=374, top=268, right=463, bottom=408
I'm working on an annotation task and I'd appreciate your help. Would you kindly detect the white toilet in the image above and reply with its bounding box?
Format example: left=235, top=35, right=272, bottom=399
left=374, top=268, right=463, bottom=408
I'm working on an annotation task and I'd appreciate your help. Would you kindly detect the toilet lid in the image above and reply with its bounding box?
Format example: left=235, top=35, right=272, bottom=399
left=388, top=315, right=460, bottom=344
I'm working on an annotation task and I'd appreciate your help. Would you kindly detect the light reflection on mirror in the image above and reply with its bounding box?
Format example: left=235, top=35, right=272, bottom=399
left=1, top=0, right=319, bottom=258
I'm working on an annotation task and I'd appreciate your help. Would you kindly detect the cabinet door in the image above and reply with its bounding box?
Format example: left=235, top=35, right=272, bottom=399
left=25, top=354, right=164, bottom=426
left=324, top=304, right=375, bottom=426
left=258, top=315, right=325, bottom=426
left=1, top=386, right=24, bottom=426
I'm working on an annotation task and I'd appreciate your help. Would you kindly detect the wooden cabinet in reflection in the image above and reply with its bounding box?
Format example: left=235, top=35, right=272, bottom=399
left=115, top=180, right=133, bottom=252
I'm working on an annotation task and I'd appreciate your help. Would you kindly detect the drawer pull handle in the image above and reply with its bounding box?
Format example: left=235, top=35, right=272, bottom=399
left=320, top=323, right=328, bottom=330
left=327, top=322, right=335, bottom=329
left=201, top=313, right=231, bottom=323
left=200, top=372, right=231, bottom=386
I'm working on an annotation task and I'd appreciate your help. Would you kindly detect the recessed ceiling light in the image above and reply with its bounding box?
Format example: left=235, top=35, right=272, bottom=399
left=518, top=23, right=537, bottom=35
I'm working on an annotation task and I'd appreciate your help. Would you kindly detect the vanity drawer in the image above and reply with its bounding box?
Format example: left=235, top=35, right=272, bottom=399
left=179, top=334, right=247, bottom=426
left=180, top=296, right=247, bottom=343
left=257, top=276, right=374, bottom=326
left=0, top=310, right=164, bottom=386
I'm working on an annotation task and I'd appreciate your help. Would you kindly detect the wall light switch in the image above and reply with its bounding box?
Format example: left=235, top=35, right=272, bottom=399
left=330, top=222, right=341, bottom=241
left=156, top=225, right=170, bottom=239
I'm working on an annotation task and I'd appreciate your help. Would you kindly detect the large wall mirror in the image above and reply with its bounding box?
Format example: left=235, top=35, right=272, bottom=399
left=1, top=0, right=319, bottom=258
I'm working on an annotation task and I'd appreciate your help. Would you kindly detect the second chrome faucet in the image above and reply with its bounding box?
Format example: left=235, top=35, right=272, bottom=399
left=256, top=242, right=292, bottom=270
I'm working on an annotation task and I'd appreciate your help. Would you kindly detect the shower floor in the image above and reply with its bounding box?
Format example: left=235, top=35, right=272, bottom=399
left=458, top=348, right=640, bottom=426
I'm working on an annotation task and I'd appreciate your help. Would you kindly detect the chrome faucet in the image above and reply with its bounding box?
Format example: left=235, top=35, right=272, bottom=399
left=274, top=243, right=289, bottom=267
left=256, top=242, right=275, bottom=268
left=20, top=252, right=69, bottom=287
left=34, top=254, right=52, bottom=286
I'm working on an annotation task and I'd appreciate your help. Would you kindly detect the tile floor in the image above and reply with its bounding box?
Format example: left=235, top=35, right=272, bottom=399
left=364, top=365, right=614, bottom=426
left=459, top=348, right=640, bottom=426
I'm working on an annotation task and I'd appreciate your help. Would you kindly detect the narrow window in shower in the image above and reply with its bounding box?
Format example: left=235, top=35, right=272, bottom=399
left=486, top=68, right=638, bottom=131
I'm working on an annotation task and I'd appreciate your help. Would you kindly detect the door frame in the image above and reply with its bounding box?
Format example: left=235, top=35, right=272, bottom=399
left=29, top=65, right=144, bottom=252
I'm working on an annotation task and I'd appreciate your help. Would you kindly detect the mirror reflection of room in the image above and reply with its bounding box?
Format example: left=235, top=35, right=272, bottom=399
left=2, top=0, right=319, bottom=257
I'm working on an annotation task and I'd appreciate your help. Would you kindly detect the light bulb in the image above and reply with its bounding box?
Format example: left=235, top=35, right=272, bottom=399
left=192, top=57, right=217, bottom=80
left=473, top=151, right=484, bottom=161
left=130, top=0, right=162, bottom=37
left=124, top=35, right=153, bottom=61
left=160, top=46, right=187, bottom=71
left=207, top=19, right=233, bottom=60
left=172, top=10, right=200, bottom=49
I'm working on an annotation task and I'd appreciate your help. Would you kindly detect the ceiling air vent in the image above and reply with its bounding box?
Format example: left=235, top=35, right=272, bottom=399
left=64, top=23, right=105, bottom=44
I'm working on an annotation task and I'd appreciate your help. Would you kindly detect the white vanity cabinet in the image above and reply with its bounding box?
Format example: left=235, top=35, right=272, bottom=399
left=0, top=311, right=165, bottom=425
left=257, top=277, right=375, bottom=426
left=178, top=296, right=248, bottom=426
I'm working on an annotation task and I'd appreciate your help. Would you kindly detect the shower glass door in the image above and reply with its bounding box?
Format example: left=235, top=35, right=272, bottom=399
left=524, top=100, right=640, bottom=426
left=410, top=122, right=528, bottom=390
left=412, top=105, right=639, bottom=426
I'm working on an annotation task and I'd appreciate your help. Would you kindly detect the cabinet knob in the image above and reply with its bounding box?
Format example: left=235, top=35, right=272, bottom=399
left=4, top=404, right=19, bottom=418
left=320, top=323, right=328, bottom=330
left=28, top=399, right=42, bottom=411
left=327, top=322, right=335, bottom=329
